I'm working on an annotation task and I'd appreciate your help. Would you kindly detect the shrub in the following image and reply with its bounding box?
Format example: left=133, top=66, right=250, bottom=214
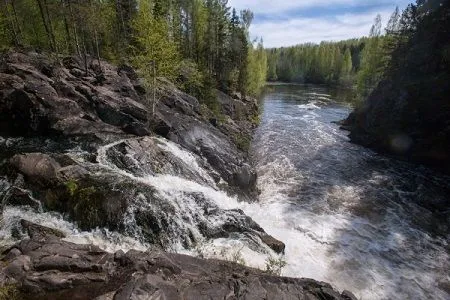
left=265, top=255, right=287, bottom=276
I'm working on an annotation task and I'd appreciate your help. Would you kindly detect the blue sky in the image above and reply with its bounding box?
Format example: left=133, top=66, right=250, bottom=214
left=227, top=0, right=412, bottom=47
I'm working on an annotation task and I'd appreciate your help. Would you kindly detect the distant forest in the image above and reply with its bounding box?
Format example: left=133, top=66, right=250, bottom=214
left=0, top=0, right=268, bottom=113
left=266, top=0, right=448, bottom=100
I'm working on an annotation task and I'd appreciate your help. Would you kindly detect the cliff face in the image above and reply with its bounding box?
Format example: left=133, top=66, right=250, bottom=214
left=344, top=1, right=450, bottom=171
left=0, top=51, right=259, bottom=197
left=0, top=51, right=357, bottom=299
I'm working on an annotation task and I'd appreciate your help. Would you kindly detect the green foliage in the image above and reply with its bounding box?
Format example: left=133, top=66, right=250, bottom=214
left=233, top=133, right=251, bottom=152
left=265, top=255, right=287, bottom=276
left=0, top=284, right=20, bottom=300
left=267, top=38, right=364, bottom=86
left=65, top=179, right=78, bottom=197
left=0, top=0, right=263, bottom=98
left=72, top=186, right=102, bottom=230
left=131, top=0, right=180, bottom=82
left=245, top=39, right=268, bottom=96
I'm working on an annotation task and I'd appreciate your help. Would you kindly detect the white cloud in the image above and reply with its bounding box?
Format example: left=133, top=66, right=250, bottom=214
left=226, top=1, right=409, bottom=47
left=250, top=9, right=396, bottom=48
left=228, top=0, right=398, bottom=14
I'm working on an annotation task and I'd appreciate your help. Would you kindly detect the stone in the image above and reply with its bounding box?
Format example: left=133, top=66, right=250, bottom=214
left=20, top=219, right=66, bottom=239
left=0, top=225, right=354, bottom=300
left=260, top=234, right=286, bottom=254
left=9, top=153, right=61, bottom=185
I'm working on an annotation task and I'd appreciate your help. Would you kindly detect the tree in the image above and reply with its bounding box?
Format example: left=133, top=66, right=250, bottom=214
left=357, top=14, right=385, bottom=98
left=131, top=0, right=180, bottom=81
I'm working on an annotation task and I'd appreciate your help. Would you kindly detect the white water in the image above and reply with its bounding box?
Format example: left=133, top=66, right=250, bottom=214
left=237, top=84, right=450, bottom=300
left=1, top=85, right=449, bottom=300
left=0, top=206, right=149, bottom=252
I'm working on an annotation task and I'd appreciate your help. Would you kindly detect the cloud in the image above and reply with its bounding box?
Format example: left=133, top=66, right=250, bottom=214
left=227, top=0, right=411, bottom=47
left=228, top=0, right=403, bottom=14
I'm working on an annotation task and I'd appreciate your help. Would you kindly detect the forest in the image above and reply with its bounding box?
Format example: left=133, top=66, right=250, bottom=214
left=0, top=0, right=268, bottom=110
left=266, top=4, right=426, bottom=100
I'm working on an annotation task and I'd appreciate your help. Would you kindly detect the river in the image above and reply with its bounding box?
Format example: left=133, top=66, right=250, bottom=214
left=244, top=83, right=450, bottom=299
left=1, top=83, right=449, bottom=300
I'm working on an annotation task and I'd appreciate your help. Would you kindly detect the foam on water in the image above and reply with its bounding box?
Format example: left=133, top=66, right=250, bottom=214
left=242, top=84, right=450, bottom=300
left=1, top=85, right=449, bottom=300
left=0, top=206, right=149, bottom=252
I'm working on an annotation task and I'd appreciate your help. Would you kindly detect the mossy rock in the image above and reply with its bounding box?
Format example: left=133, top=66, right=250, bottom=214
left=43, top=177, right=127, bottom=231
left=0, top=284, right=21, bottom=300
left=233, top=133, right=251, bottom=152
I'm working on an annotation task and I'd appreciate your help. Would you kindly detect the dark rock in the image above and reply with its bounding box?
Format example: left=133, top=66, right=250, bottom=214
left=260, top=234, right=286, bottom=254
left=122, top=121, right=150, bottom=136
left=341, top=290, right=358, bottom=300
left=20, top=219, right=66, bottom=239
left=0, top=226, right=354, bottom=300
left=9, top=153, right=61, bottom=186
left=2, top=248, right=22, bottom=262
left=5, top=186, right=41, bottom=210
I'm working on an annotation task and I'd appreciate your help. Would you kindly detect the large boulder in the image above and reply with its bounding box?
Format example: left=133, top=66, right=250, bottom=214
left=9, top=153, right=61, bottom=186
left=0, top=222, right=356, bottom=300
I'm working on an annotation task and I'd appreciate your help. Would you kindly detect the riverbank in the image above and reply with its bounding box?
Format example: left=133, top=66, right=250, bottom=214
left=0, top=51, right=355, bottom=299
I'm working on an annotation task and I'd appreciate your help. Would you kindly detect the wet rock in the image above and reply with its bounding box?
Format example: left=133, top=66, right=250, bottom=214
left=0, top=224, right=356, bottom=300
left=20, top=219, right=66, bottom=239
left=9, top=153, right=61, bottom=185
left=6, top=186, right=41, bottom=210
left=260, top=234, right=286, bottom=254
left=341, top=290, right=358, bottom=300
left=0, top=51, right=259, bottom=197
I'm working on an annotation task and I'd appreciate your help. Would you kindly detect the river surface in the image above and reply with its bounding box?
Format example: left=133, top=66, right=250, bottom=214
left=244, top=83, right=450, bottom=299
left=1, top=84, right=449, bottom=300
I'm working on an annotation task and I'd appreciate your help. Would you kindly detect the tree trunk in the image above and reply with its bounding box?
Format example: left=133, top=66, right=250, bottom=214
left=43, top=0, right=57, bottom=52
left=3, top=0, right=19, bottom=46
left=61, top=0, right=73, bottom=53
left=68, top=0, right=80, bottom=56
left=94, top=29, right=101, bottom=70
left=10, top=0, right=22, bottom=45
left=36, top=0, right=55, bottom=51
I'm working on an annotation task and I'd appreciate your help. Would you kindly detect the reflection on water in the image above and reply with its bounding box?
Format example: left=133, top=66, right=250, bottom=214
left=248, top=83, right=450, bottom=300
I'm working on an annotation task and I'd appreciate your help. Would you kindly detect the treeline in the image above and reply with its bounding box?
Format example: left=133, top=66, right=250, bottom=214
left=346, top=0, right=450, bottom=168
left=0, top=0, right=267, bottom=103
left=266, top=3, right=436, bottom=100
left=267, top=39, right=365, bottom=86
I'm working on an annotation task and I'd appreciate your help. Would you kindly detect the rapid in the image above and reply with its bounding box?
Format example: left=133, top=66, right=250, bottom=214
left=1, top=83, right=449, bottom=300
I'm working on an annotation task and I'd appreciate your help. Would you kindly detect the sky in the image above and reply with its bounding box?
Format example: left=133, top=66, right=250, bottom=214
left=227, top=0, right=413, bottom=48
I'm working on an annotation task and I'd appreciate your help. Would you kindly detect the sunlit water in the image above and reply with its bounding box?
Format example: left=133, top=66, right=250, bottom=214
left=1, top=84, right=449, bottom=299
left=242, top=84, right=450, bottom=299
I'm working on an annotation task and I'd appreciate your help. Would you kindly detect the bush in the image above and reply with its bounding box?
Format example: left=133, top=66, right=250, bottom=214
left=265, top=255, right=287, bottom=276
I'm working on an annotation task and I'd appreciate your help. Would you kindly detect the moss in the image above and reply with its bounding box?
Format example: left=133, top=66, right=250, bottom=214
left=233, top=133, right=251, bottom=153
left=65, top=179, right=78, bottom=197
left=44, top=180, right=107, bottom=231
left=0, top=284, right=21, bottom=300
left=249, top=113, right=261, bottom=126
left=72, top=186, right=105, bottom=230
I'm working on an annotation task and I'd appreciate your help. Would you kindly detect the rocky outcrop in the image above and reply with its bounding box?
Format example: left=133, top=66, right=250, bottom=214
left=0, top=51, right=278, bottom=254
left=0, top=221, right=356, bottom=300
left=343, top=79, right=450, bottom=172
left=0, top=51, right=257, bottom=195
left=343, top=2, right=450, bottom=172
left=0, top=51, right=357, bottom=298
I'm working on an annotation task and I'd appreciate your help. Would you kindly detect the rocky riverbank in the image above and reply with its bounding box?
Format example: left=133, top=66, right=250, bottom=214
left=342, top=2, right=450, bottom=173
left=0, top=51, right=355, bottom=299
left=0, top=221, right=356, bottom=300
